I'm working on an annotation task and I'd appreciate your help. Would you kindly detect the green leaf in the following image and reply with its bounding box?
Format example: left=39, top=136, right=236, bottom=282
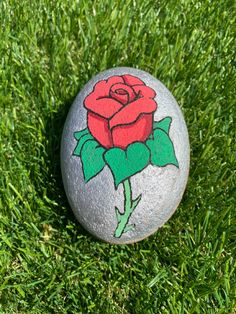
left=153, top=117, right=172, bottom=133
left=81, top=140, right=106, bottom=182
left=74, top=128, right=89, bottom=141
left=73, top=133, right=94, bottom=157
left=146, top=128, right=179, bottom=167
left=104, top=142, right=150, bottom=188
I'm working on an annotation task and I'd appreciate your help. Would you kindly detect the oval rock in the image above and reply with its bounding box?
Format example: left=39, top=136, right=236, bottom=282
left=61, top=67, right=190, bottom=244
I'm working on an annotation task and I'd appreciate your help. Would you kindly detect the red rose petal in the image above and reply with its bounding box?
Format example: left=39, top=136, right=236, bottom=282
left=132, top=85, right=156, bottom=99
left=110, top=83, right=136, bottom=105
left=112, top=114, right=153, bottom=149
left=84, top=95, right=123, bottom=119
left=109, top=97, right=157, bottom=129
left=87, top=112, right=113, bottom=148
left=84, top=76, right=124, bottom=118
left=93, top=76, right=124, bottom=97
left=122, top=74, right=145, bottom=86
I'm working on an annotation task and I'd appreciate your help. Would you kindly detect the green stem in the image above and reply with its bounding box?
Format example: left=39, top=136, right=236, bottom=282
left=114, top=178, right=135, bottom=238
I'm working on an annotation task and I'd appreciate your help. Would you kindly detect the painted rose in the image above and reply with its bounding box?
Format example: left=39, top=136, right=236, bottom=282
left=84, top=74, right=157, bottom=149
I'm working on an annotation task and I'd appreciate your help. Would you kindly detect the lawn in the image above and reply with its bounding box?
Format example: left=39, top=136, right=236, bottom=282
left=0, top=0, right=235, bottom=313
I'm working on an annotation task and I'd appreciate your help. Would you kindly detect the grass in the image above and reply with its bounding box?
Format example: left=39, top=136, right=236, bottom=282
left=0, top=0, right=235, bottom=313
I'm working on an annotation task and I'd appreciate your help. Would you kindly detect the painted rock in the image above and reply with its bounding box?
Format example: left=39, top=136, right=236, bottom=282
left=61, top=67, right=190, bottom=244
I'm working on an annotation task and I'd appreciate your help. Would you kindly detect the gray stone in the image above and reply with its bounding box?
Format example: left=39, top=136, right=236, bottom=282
left=61, top=67, right=190, bottom=244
